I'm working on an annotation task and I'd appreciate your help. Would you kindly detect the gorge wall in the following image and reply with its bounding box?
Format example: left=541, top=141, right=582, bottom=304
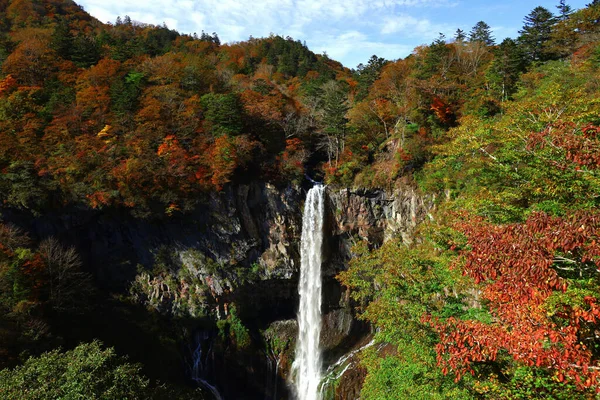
left=0, top=181, right=432, bottom=399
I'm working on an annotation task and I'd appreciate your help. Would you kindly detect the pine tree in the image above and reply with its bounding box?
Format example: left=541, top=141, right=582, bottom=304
left=556, top=0, right=573, bottom=20
left=486, top=38, right=528, bottom=101
left=320, top=81, right=349, bottom=165
left=418, top=33, right=450, bottom=79
left=469, top=21, right=495, bottom=46
left=518, top=6, right=557, bottom=61
left=50, top=19, right=74, bottom=59
left=355, top=55, right=387, bottom=101
left=454, top=28, right=466, bottom=42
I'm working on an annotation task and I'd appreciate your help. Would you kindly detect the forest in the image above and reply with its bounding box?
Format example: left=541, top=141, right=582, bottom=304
left=0, top=0, right=600, bottom=398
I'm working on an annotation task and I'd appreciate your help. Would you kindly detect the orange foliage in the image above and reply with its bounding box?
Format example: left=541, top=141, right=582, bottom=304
left=3, top=30, right=55, bottom=86
left=6, top=0, right=44, bottom=25
left=240, top=88, right=285, bottom=124
left=76, top=58, right=122, bottom=125
left=0, top=74, right=17, bottom=96
left=209, top=135, right=257, bottom=190
left=87, top=191, right=111, bottom=209
left=430, top=97, right=454, bottom=124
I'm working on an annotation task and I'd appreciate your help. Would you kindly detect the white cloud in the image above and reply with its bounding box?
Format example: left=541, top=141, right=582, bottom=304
left=308, top=29, right=414, bottom=68
left=380, top=14, right=453, bottom=44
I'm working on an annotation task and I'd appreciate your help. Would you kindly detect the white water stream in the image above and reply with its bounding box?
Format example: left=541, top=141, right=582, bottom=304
left=292, top=185, right=325, bottom=400
left=188, top=331, right=223, bottom=400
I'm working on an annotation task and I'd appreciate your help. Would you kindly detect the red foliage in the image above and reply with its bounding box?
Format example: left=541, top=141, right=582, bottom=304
left=430, top=97, right=454, bottom=124
left=528, top=122, right=600, bottom=170
left=432, top=212, right=600, bottom=390
left=280, top=138, right=306, bottom=178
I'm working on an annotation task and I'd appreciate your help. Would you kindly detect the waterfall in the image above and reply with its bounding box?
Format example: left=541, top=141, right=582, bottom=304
left=187, top=331, right=223, bottom=400
left=319, top=338, right=378, bottom=398
left=292, top=185, right=325, bottom=400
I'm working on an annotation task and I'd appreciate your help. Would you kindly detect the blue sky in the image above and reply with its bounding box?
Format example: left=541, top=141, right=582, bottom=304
left=76, top=0, right=591, bottom=68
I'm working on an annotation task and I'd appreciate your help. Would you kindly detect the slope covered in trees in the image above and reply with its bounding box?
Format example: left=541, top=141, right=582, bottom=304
left=1, top=0, right=600, bottom=398
left=339, top=2, right=600, bottom=398
left=0, top=0, right=350, bottom=216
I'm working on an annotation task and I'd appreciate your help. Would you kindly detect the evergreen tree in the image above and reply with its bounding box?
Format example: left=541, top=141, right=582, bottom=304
left=518, top=6, right=557, bottom=61
left=321, top=81, right=349, bottom=165
left=454, top=28, right=466, bottom=42
left=200, top=93, right=244, bottom=136
left=355, top=55, right=387, bottom=101
left=486, top=38, right=528, bottom=101
left=469, top=21, right=495, bottom=45
left=50, top=19, right=73, bottom=59
left=418, top=33, right=450, bottom=79
left=70, top=35, right=101, bottom=67
left=557, top=0, right=574, bottom=20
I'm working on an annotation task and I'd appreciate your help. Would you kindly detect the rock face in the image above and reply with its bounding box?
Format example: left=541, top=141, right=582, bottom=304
left=2, top=182, right=302, bottom=288
left=0, top=181, right=432, bottom=399
left=325, top=185, right=432, bottom=274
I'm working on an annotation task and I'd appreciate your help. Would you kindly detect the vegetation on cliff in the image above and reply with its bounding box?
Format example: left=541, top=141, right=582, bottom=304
left=1, top=0, right=600, bottom=398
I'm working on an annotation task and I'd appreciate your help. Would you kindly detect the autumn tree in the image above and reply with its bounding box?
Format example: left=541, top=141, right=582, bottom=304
left=75, top=58, right=122, bottom=132
left=433, top=211, right=600, bottom=395
left=2, top=28, right=56, bottom=86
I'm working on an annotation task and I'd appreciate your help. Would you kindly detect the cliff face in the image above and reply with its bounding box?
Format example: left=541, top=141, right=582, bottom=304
left=0, top=181, right=432, bottom=398
left=325, top=185, right=432, bottom=273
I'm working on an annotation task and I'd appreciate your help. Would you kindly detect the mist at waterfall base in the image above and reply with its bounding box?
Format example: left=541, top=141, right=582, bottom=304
left=292, top=185, right=325, bottom=400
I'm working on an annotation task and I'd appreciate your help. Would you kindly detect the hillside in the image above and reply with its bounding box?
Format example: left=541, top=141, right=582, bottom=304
left=0, top=0, right=349, bottom=217
left=1, top=0, right=600, bottom=398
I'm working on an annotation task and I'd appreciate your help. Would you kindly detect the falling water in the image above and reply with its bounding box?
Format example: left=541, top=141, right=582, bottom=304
left=292, top=185, right=325, bottom=400
left=187, top=331, right=223, bottom=400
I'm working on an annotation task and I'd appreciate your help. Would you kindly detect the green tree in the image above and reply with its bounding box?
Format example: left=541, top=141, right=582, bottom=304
left=454, top=28, right=466, bottom=42
left=338, top=241, right=473, bottom=400
left=71, top=35, right=101, bottom=68
left=556, top=0, right=574, bottom=20
left=355, top=55, right=388, bottom=101
left=418, top=33, right=450, bottom=79
left=320, top=80, right=349, bottom=167
left=200, top=93, right=243, bottom=136
left=469, top=21, right=495, bottom=46
left=111, top=71, right=145, bottom=117
left=0, top=341, right=150, bottom=399
left=518, top=6, right=557, bottom=61
left=486, top=38, right=528, bottom=101
left=50, top=18, right=74, bottom=60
